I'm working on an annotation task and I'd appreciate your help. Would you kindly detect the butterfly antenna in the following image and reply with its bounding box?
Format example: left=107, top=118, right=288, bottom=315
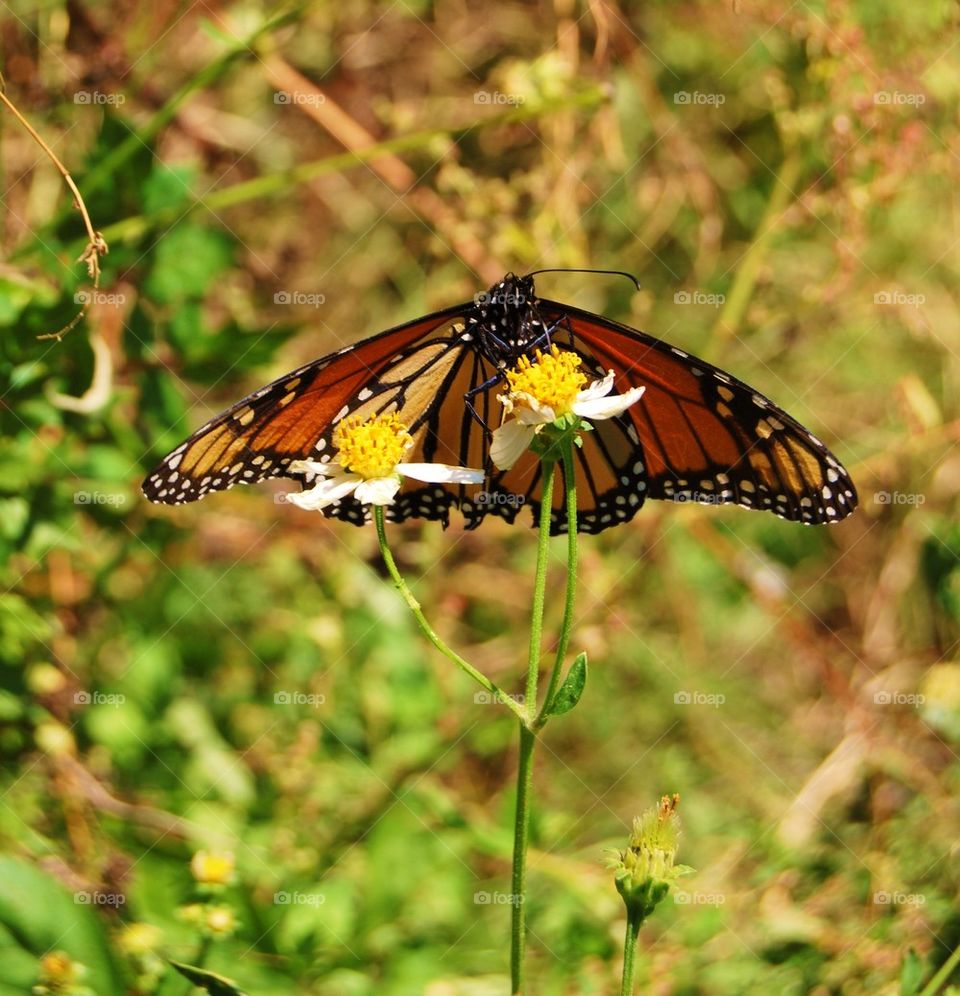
left=525, top=267, right=641, bottom=291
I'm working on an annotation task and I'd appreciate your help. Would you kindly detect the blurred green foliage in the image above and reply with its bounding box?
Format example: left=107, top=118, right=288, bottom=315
left=1, top=0, right=959, bottom=992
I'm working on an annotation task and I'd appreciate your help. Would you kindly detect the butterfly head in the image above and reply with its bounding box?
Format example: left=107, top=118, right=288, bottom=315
left=470, top=273, right=544, bottom=365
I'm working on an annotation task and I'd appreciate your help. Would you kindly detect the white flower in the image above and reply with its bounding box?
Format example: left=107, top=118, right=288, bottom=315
left=287, top=459, right=484, bottom=511
left=282, top=412, right=484, bottom=512
left=491, top=369, right=646, bottom=470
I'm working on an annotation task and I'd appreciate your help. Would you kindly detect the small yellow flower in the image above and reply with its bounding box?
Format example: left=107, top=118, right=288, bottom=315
left=505, top=346, right=588, bottom=413
left=333, top=413, right=413, bottom=479
left=491, top=345, right=646, bottom=470
left=190, top=850, right=235, bottom=887
left=203, top=905, right=238, bottom=939
left=116, top=922, right=164, bottom=956
left=33, top=952, right=91, bottom=996
left=289, top=412, right=484, bottom=511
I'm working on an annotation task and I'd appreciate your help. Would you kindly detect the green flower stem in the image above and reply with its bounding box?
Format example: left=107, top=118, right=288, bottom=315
left=524, top=459, right=556, bottom=711
left=919, top=941, right=960, bottom=996
left=536, top=436, right=578, bottom=726
left=620, top=909, right=643, bottom=996
left=510, top=721, right=536, bottom=995
left=374, top=507, right=526, bottom=724
left=511, top=458, right=556, bottom=993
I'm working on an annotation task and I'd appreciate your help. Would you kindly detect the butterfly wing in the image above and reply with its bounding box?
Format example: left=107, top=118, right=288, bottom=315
left=142, top=303, right=489, bottom=523
left=529, top=299, right=858, bottom=528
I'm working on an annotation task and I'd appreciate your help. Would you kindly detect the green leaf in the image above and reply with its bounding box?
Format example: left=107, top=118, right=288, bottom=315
left=144, top=223, right=234, bottom=303
left=544, top=652, right=588, bottom=717
left=0, top=857, right=122, bottom=993
left=169, top=961, right=248, bottom=995
left=900, top=947, right=923, bottom=995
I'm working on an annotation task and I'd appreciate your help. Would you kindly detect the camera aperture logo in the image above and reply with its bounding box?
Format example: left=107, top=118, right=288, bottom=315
left=473, top=91, right=525, bottom=106
left=473, top=290, right=527, bottom=307
left=674, top=91, right=726, bottom=106
left=674, top=290, right=725, bottom=308
left=475, top=491, right=525, bottom=508
left=274, top=91, right=326, bottom=106
left=274, top=691, right=326, bottom=707
left=74, top=491, right=127, bottom=507
left=274, top=291, right=326, bottom=308
left=674, top=690, right=726, bottom=708
left=873, top=491, right=924, bottom=507
left=874, top=891, right=925, bottom=906
left=873, top=690, right=924, bottom=707
left=75, top=891, right=125, bottom=906
left=274, top=891, right=325, bottom=906
left=674, top=891, right=725, bottom=906
left=474, top=891, right=523, bottom=905
left=474, top=690, right=525, bottom=706
left=74, top=91, right=126, bottom=105
left=74, top=691, right=125, bottom=707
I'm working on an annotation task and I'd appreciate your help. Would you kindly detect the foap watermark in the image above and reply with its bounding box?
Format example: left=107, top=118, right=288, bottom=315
left=274, top=91, right=326, bottom=107
left=874, top=691, right=925, bottom=707
left=74, top=90, right=126, bottom=106
left=74, top=290, right=126, bottom=307
left=274, top=691, right=325, bottom=707
left=674, top=690, right=726, bottom=707
left=274, top=891, right=325, bottom=906
left=74, top=691, right=125, bottom=707
left=670, top=491, right=725, bottom=506
left=873, top=491, right=925, bottom=507
left=74, top=491, right=127, bottom=507
left=674, top=291, right=725, bottom=308
left=474, top=891, right=523, bottom=905
left=475, top=490, right=525, bottom=508
left=874, top=290, right=925, bottom=307
left=274, top=291, right=326, bottom=308
left=474, top=690, right=525, bottom=706
left=75, top=891, right=125, bottom=907
left=473, top=289, right=527, bottom=307
left=874, top=891, right=925, bottom=906
left=474, top=90, right=525, bottom=106
left=674, top=891, right=726, bottom=906
left=674, top=91, right=726, bottom=106
left=874, top=91, right=926, bottom=107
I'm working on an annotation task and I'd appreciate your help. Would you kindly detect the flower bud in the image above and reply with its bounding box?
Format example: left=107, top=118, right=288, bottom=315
left=612, top=794, right=692, bottom=924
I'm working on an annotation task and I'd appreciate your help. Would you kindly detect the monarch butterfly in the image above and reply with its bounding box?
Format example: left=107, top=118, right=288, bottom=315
left=142, top=271, right=857, bottom=534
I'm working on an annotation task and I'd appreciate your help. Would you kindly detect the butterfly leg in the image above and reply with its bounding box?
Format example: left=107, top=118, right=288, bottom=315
left=464, top=371, right=504, bottom=432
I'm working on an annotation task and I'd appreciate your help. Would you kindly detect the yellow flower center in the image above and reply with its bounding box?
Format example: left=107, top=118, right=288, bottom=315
left=333, top=413, right=413, bottom=479
left=504, top=345, right=587, bottom=413
left=190, top=850, right=235, bottom=886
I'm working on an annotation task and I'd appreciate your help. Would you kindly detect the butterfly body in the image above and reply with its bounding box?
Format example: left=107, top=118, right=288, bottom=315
left=143, top=273, right=857, bottom=534
left=468, top=273, right=546, bottom=367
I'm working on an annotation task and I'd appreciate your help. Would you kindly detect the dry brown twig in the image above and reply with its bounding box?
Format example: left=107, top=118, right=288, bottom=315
left=0, top=80, right=108, bottom=341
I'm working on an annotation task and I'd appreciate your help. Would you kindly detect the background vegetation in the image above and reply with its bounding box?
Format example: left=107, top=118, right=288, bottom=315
left=1, top=0, right=958, bottom=992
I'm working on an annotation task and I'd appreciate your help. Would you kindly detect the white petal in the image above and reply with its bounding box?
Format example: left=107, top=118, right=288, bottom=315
left=354, top=476, right=402, bottom=505
left=398, top=462, right=485, bottom=484
left=512, top=392, right=556, bottom=424
left=491, top=419, right=536, bottom=470
left=576, top=370, right=616, bottom=403
left=573, top=385, right=646, bottom=420
left=287, top=473, right=361, bottom=510
left=289, top=458, right=336, bottom=477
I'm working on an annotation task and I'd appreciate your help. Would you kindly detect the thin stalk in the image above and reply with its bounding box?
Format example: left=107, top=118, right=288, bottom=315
left=524, top=461, right=556, bottom=710
left=374, top=507, right=526, bottom=724
left=510, top=461, right=556, bottom=993
left=620, top=910, right=642, bottom=996
left=919, top=942, right=960, bottom=996
left=537, top=437, right=578, bottom=725
left=710, top=151, right=802, bottom=350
